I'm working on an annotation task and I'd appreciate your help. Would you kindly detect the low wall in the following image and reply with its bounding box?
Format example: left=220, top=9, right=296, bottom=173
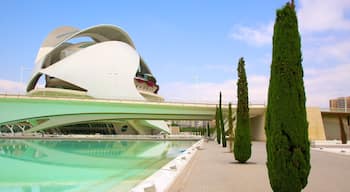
left=323, top=116, right=350, bottom=140
left=307, top=107, right=326, bottom=140
left=250, top=114, right=266, bottom=141
left=248, top=107, right=326, bottom=141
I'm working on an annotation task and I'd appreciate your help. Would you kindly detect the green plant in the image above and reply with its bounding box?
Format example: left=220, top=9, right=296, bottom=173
left=216, top=106, right=221, bottom=144
left=219, top=92, right=227, bottom=147
left=207, top=122, right=211, bottom=137
left=171, top=122, right=179, bottom=126
left=234, top=57, right=251, bottom=163
left=265, top=2, right=310, bottom=191
left=228, top=102, right=234, bottom=152
left=180, top=127, right=196, bottom=132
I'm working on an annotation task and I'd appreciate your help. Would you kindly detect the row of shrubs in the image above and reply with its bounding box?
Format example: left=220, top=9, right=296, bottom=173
left=214, top=2, right=310, bottom=192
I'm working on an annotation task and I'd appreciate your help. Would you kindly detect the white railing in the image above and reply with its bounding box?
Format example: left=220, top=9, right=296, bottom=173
left=0, top=133, right=202, bottom=140
left=0, top=93, right=266, bottom=108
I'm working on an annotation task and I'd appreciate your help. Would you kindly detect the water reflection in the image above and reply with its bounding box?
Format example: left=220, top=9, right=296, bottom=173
left=0, top=139, right=194, bottom=192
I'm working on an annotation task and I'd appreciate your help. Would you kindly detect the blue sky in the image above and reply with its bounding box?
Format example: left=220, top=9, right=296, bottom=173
left=0, top=0, right=349, bottom=107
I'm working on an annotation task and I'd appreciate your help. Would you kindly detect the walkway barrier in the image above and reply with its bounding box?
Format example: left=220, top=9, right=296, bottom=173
left=0, top=134, right=202, bottom=141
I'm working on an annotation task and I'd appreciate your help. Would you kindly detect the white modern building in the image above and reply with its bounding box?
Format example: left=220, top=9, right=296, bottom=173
left=26, top=24, right=169, bottom=134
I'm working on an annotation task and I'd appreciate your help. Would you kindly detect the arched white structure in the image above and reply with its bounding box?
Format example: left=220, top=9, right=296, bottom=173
left=27, top=24, right=169, bottom=134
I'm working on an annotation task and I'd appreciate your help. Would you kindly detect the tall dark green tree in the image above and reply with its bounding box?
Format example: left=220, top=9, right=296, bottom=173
left=215, top=106, right=221, bottom=144
left=219, top=92, right=227, bottom=147
left=265, top=2, right=310, bottom=191
left=234, top=57, right=251, bottom=163
left=228, top=102, right=234, bottom=152
left=207, top=122, right=211, bottom=137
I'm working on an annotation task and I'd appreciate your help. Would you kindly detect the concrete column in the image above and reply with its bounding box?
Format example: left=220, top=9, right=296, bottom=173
left=18, top=125, right=26, bottom=133
left=347, top=116, right=350, bottom=138
left=307, top=107, right=326, bottom=140
left=5, top=125, right=14, bottom=135
left=338, top=116, right=347, bottom=144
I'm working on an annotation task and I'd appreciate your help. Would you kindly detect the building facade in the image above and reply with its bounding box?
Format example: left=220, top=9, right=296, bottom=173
left=26, top=24, right=169, bottom=134
left=329, top=96, right=350, bottom=111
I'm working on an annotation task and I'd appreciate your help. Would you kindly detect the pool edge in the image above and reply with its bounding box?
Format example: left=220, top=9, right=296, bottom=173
left=0, top=134, right=201, bottom=141
left=130, top=139, right=204, bottom=192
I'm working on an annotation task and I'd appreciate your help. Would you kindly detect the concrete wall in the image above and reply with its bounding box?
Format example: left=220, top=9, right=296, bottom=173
left=170, top=126, right=180, bottom=134
left=323, top=116, right=350, bottom=140
left=248, top=107, right=326, bottom=141
left=307, top=107, right=326, bottom=140
left=250, top=114, right=266, bottom=141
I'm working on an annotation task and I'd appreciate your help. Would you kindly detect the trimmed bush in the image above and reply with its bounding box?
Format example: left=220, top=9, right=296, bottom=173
left=219, top=92, right=227, bottom=147
left=216, top=106, right=221, bottom=144
left=265, top=2, right=310, bottom=191
left=207, top=122, right=211, bottom=137
left=234, top=57, right=251, bottom=163
left=228, top=102, right=234, bottom=152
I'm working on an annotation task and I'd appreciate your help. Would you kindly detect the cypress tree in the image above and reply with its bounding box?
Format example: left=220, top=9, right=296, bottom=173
left=219, top=92, right=227, bottom=147
left=228, top=102, right=234, bottom=152
left=207, top=122, right=211, bottom=137
left=215, top=106, right=221, bottom=144
left=234, top=57, right=251, bottom=163
left=265, top=2, right=310, bottom=191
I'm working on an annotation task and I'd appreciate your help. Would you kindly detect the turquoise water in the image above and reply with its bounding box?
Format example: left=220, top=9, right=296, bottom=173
left=0, top=139, right=195, bottom=192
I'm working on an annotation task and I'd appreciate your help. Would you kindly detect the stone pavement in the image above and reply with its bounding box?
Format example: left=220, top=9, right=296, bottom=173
left=169, top=141, right=350, bottom=192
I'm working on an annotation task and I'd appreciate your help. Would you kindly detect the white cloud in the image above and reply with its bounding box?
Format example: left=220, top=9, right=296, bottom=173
left=248, top=75, right=269, bottom=104
left=303, top=38, right=350, bottom=69
left=204, top=64, right=234, bottom=73
left=226, top=0, right=350, bottom=109
left=298, top=0, right=350, bottom=33
left=230, top=22, right=273, bottom=46
left=159, top=75, right=269, bottom=105
left=0, top=80, right=26, bottom=94
left=159, top=80, right=235, bottom=104
left=160, top=59, right=350, bottom=108
left=230, top=0, right=350, bottom=46
left=304, top=62, right=350, bottom=108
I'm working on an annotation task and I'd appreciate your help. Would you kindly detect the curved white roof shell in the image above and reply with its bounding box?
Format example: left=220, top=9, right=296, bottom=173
left=35, top=25, right=135, bottom=62
left=27, top=24, right=168, bottom=133
left=40, top=41, right=143, bottom=100
left=27, top=24, right=152, bottom=96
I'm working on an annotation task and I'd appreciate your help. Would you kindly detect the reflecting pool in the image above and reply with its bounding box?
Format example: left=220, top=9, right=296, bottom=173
left=0, top=139, right=195, bottom=192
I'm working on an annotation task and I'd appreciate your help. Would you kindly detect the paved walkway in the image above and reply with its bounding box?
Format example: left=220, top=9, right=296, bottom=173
left=169, top=141, right=350, bottom=192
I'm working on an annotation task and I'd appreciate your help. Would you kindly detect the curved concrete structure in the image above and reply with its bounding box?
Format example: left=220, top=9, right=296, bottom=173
left=39, top=41, right=143, bottom=100
left=25, top=24, right=168, bottom=134
left=29, top=25, right=147, bottom=98
left=0, top=95, right=223, bottom=133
